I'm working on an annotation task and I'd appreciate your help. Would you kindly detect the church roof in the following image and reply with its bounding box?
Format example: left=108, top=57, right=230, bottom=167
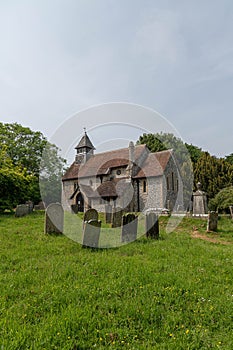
left=133, top=150, right=172, bottom=178
left=62, top=145, right=173, bottom=181
left=75, top=132, right=95, bottom=150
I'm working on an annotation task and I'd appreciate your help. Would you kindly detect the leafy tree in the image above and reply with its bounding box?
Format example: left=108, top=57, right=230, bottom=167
left=0, top=122, right=47, bottom=175
left=225, top=153, right=233, bottom=165
left=209, top=186, right=233, bottom=212
left=0, top=147, right=35, bottom=211
left=0, top=122, right=66, bottom=207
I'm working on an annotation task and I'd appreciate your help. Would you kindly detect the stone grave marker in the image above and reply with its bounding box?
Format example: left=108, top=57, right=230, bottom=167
left=71, top=204, right=79, bottom=214
left=207, top=211, right=218, bottom=232
left=121, top=213, right=138, bottom=243
left=111, top=207, right=124, bottom=228
left=25, top=201, right=34, bottom=213
left=105, top=204, right=112, bottom=224
left=82, top=220, right=101, bottom=248
left=15, top=204, right=30, bottom=217
left=34, top=201, right=45, bottom=210
left=229, top=206, right=233, bottom=219
left=45, top=203, right=64, bottom=234
left=84, top=208, right=98, bottom=222
left=145, top=212, right=159, bottom=239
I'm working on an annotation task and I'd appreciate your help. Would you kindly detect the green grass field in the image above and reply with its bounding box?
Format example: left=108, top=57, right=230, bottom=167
left=1, top=212, right=233, bottom=349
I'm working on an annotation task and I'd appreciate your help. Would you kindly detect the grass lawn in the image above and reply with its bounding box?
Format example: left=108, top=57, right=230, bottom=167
left=0, top=212, right=233, bottom=349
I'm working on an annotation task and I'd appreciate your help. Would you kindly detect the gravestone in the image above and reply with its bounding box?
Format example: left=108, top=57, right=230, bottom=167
left=193, top=182, right=208, bottom=215
left=25, top=201, right=33, bottom=213
left=45, top=203, right=64, bottom=234
left=207, top=211, right=218, bottom=232
left=111, top=207, right=124, bottom=228
left=84, top=208, right=98, bottom=222
left=105, top=204, right=112, bottom=224
left=229, top=206, right=233, bottom=219
left=82, top=220, right=101, bottom=248
left=15, top=204, right=30, bottom=217
left=121, top=213, right=138, bottom=243
left=34, top=201, right=45, bottom=210
left=71, top=204, right=79, bottom=214
left=146, top=212, right=159, bottom=239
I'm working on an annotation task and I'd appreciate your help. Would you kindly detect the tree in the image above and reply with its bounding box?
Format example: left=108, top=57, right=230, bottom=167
left=0, top=147, right=36, bottom=211
left=0, top=122, right=47, bottom=175
left=0, top=122, right=66, bottom=208
left=225, top=153, right=233, bottom=165
left=209, top=186, right=233, bottom=212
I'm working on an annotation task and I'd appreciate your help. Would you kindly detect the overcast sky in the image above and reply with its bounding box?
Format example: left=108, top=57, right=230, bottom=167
left=0, top=0, right=233, bottom=158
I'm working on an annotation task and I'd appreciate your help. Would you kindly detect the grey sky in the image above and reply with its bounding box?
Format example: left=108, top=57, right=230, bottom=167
left=0, top=0, right=232, bottom=157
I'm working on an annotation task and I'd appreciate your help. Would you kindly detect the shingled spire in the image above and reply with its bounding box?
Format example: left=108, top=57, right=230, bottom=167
left=75, top=129, right=95, bottom=163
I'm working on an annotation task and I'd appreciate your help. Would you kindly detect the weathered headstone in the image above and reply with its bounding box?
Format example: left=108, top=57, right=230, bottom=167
left=15, top=204, right=30, bottom=217
left=83, top=208, right=98, bottom=222
left=111, top=207, right=124, bottom=228
left=146, top=212, right=159, bottom=239
left=45, top=203, right=64, bottom=234
left=229, top=206, right=233, bottom=220
left=121, top=213, right=138, bottom=243
left=71, top=204, right=79, bottom=214
left=207, top=211, right=218, bottom=232
left=34, top=201, right=45, bottom=210
left=82, top=220, right=101, bottom=248
left=105, top=204, right=112, bottom=224
left=193, top=182, right=208, bottom=215
left=25, top=201, right=34, bottom=213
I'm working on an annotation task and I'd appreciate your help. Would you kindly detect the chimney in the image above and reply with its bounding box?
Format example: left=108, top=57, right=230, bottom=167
left=128, top=141, right=135, bottom=176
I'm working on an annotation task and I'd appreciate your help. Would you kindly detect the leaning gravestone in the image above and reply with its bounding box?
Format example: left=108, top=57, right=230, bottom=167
left=45, top=203, right=64, bottom=234
left=146, top=212, right=159, bottom=239
left=121, top=213, right=138, bottom=243
left=82, top=220, right=101, bottom=248
left=15, top=204, right=30, bottom=217
left=84, top=208, right=98, bottom=223
left=111, top=207, right=124, bottom=228
left=207, top=211, right=218, bottom=232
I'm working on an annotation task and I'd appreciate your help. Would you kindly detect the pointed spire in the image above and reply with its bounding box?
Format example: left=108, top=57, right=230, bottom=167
left=75, top=129, right=95, bottom=151
left=75, top=129, right=95, bottom=164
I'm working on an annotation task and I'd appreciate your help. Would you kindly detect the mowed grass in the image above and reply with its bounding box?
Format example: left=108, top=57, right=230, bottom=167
left=0, top=212, right=233, bottom=349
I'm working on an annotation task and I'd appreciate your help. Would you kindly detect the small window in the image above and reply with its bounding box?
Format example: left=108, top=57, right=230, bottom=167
left=143, top=180, right=147, bottom=193
left=89, top=179, right=93, bottom=186
left=116, top=169, right=121, bottom=175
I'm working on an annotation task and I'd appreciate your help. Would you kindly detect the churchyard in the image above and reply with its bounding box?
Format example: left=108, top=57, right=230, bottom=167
left=1, top=211, right=233, bottom=349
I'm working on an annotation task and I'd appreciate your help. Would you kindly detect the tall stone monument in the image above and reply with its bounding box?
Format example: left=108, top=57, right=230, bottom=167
left=192, top=182, right=208, bottom=215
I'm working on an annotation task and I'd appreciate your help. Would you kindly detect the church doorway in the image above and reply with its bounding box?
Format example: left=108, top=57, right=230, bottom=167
left=76, top=192, right=84, bottom=212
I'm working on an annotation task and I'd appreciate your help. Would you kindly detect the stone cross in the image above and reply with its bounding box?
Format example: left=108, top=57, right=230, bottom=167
left=45, top=203, right=64, bottom=234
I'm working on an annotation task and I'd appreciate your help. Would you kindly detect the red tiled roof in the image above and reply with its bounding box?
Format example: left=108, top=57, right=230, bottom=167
left=78, top=144, right=147, bottom=178
left=133, top=150, right=172, bottom=178
left=62, top=145, right=173, bottom=181
left=62, top=162, right=80, bottom=180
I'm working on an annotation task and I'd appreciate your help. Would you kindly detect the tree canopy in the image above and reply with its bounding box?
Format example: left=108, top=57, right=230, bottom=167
left=0, top=122, right=66, bottom=211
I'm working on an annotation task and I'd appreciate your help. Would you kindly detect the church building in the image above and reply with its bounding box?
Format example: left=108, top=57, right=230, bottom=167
left=62, top=131, right=181, bottom=213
